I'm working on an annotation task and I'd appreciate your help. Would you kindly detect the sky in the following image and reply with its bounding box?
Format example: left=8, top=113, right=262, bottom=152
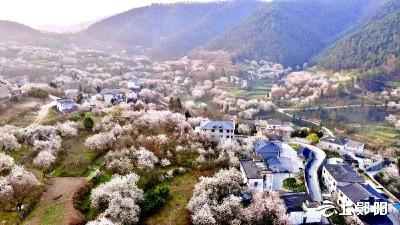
left=0, top=0, right=216, bottom=29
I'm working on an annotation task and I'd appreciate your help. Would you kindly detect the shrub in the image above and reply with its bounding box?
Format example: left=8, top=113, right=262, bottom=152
left=29, top=88, right=49, bottom=99
left=141, top=186, right=170, bottom=215
left=84, top=117, right=95, bottom=131
left=306, top=133, right=320, bottom=145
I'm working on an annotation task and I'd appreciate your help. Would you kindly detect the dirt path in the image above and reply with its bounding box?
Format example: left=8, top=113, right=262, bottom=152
left=24, top=177, right=88, bottom=225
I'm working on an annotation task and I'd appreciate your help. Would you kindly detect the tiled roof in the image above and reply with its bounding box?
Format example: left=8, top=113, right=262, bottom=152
left=324, top=163, right=365, bottom=183
left=240, top=159, right=265, bottom=179
left=200, top=121, right=235, bottom=130
left=56, top=98, right=75, bottom=104
left=280, top=192, right=316, bottom=213
left=338, top=183, right=387, bottom=203
left=266, top=156, right=294, bottom=173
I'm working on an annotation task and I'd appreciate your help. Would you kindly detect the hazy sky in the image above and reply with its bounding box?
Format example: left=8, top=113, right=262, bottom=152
left=0, top=0, right=216, bottom=28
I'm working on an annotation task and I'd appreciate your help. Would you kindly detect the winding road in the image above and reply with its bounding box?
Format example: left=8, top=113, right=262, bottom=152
left=289, top=142, right=326, bottom=202
left=277, top=108, right=334, bottom=137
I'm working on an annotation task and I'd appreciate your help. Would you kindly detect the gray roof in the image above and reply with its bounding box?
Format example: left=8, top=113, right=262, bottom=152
left=324, top=164, right=365, bottom=183
left=200, top=121, right=234, bottom=130
left=240, top=159, right=264, bottom=179
left=280, top=192, right=317, bottom=212
left=254, top=140, right=280, bottom=160
left=57, top=98, right=75, bottom=104
left=320, top=137, right=364, bottom=147
left=320, top=137, right=345, bottom=146
left=101, top=89, right=119, bottom=96
left=338, top=183, right=388, bottom=203
left=266, top=156, right=294, bottom=173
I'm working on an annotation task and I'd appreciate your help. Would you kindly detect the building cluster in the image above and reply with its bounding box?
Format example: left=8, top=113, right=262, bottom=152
left=198, top=119, right=399, bottom=225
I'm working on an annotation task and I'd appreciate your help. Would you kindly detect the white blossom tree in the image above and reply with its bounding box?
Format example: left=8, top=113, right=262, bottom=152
left=134, top=147, right=159, bottom=170
left=90, top=173, right=143, bottom=224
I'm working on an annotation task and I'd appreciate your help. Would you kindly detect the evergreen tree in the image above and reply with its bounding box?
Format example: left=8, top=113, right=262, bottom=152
left=84, top=117, right=94, bottom=131
left=175, top=97, right=182, bottom=109
left=168, top=97, right=175, bottom=111
left=96, top=86, right=101, bottom=93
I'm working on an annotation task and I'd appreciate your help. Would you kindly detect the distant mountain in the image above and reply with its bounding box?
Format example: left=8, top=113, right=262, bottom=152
left=38, top=17, right=105, bottom=34
left=0, top=20, right=43, bottom=41
left=315, top=0, right=400, bottom=70
left=85, top=1, right=265, bottom=58
left=205, top=0, right=377, bottom=67
left=0, top=20, right=64, bottom=47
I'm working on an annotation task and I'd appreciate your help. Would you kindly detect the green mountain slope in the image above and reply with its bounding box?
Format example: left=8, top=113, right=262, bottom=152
left=315, top=0, right=400, bottom=70
left=205, top=0, right=376, bottom=67
left=86, top=1, right=265, bottom=57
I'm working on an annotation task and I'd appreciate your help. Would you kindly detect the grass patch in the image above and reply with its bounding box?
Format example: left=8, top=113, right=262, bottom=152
left=0, top=211, right=19, bottom=225
left=283, top=177, right=306, bottom=192
left=52, top=131, right=100, bottom=177
left=288, top=144, right=302, bottom=151
left=323, top=150, right=342, bottom=159
left=142, top=170, right=213, bottom=225
left=40, top=202, right=65, bottom=225
left=226, top=83, right=272, bottom=100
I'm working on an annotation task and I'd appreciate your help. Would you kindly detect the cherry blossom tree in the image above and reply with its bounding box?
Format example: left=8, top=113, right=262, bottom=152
left=85, top=132, right=116, bottom=151
left=245, top=192, right=289, bottom=225
left=0, top=153, right=14, bottom=175
left=238, top=124, right=251, bottom=135
left=55, top=121, right=78, bottom=137
left=90, top=173, right=143, bottom=224
left=134, top=147, right=159, bottom=170
left=33, top=150, right=56, bottom=169
left=0, top=133, right=21, bottom=151
left=160, top=158, right=171, bottom=167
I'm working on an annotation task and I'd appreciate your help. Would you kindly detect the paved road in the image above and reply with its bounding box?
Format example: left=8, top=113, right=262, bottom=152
left=290, top=142, right=326, bottom=202
left=277, top=108, right=334, bottom=137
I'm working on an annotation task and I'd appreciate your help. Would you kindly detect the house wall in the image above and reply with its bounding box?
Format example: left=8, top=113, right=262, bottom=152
left=319, top=141, right=344, bottom=153
left=322, top=167, right=338, bottom=194
left=288, top=211, right=305, bottom=225
left=239, top=164, right=265, bottom=193
left=103, top=94, right=115, bottom=103
left=345, top=144, right=364, bottom=154
left=304, top=208, right=323, bottom=223
left=57, top=102, right=76, bottom=112
left=202, top=128, right=234, bottom=140
left=337, top=189, right=357, bottom=215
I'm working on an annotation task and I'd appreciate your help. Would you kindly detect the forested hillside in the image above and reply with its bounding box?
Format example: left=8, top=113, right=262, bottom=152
left=85, top=1, right=265, bottom=58
left=205, top=0, right=376, bottom=67
left=315, top=0, right=400, bottom=70
left=0, top=20, right=43, bottom=41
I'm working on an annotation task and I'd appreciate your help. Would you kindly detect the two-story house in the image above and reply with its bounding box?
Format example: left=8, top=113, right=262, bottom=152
left=198, top=120, right=235, bottom=140
left=319, top=137, right=364, bottom=154
left=280, top=192, right=325, bottom=225
left=56, top=99, right=77, bottom=113
left=239, top=158, right=273, bottom=192
left=322, top=163, right=365, bottom=194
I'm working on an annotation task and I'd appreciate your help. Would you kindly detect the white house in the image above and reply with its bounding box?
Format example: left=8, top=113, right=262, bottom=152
left=319, top=137, right=364, bottom=154
left=322, top=163, right=365, bottom=194
left=56, top=99, right=77, bottom=113
left=101, top=89, right=123, bottom=104
left=280, top=193, right=324, bottom=225
left=198, top=120, right=235, bottom=140
left=0, top=80, right=9, bottom=100
left=127, top=79, right=141, bottom=90
left=256, top=119, right=294, bottom=139
left=337, top=183, right=388, bottom=215
left=125, top=90, right=138, bottom=103
left=239, top=158, right=273, bottom=192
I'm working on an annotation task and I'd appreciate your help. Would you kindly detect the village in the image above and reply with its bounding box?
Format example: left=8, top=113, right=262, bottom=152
left=0, top=40, right=399, bottom=225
